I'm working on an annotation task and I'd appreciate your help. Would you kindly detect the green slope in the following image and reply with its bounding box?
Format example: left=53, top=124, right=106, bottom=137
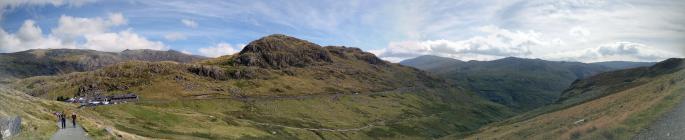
left=590, top=61, right=655, bottom=69
left=11, top=34, right=515, bottom=139
left=460, top=58, right=685, bottom=140
left=401, top=56, right=614, bottom=111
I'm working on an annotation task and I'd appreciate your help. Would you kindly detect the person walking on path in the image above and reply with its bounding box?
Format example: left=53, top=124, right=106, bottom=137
left=60, top=112, right=66, bottom=129
left=71, top=112, right=77, bottom=128
left=55, top=112, right=62, bottom=129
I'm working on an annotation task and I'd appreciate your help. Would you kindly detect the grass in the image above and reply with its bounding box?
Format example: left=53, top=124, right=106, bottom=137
left=28, top=87, right=511, bottom=140
left=0, top=85, right=74, bottom=139
left=589, top=85, right=685, bottom=139
left=461, top=69, right=685, bottom=140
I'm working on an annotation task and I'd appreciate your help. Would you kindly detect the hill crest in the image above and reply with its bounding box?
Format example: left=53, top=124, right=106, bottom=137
left=234, top=34, right=333, bottom=69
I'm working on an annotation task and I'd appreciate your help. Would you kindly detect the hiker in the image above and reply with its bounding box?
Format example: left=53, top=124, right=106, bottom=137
left=55, top=112, right=62, bottom=128
left=71, top=112, right=77, bottom=128
left=60, top=112, right=66, bottom=129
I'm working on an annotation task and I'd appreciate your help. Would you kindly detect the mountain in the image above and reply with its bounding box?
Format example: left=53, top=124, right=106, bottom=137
left=398, top=55, right=464, bottom=71
left=591, top=61, right=656, bottom=69
left=463, top=58, right=685, bottom=140
left=0, top=49, right=207, bottom=79
left=401, top=55, right=616, bottom=111
left=120, top=49, right=207, bottom=62
left=10, top=34, right=514, bottom=139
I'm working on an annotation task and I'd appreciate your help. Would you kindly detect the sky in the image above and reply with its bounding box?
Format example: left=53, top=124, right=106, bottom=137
left=0, top=0, right=684, bottom=62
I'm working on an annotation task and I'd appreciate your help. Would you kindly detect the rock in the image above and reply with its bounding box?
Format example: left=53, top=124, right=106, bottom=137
left=0, top=116, right=21, bottom=139
left=234, top=34, right=333, bottom=69
left=324, top=46, right=386, bottom=65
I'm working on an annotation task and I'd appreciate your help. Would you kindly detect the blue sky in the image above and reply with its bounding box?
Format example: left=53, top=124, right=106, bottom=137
left=1, top=0, right=684, bottom=62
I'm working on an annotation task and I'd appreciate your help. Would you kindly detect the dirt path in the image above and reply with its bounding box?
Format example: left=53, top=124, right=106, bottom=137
left=633, top=97, right=685, bottom=140
left=50, top=122, right=91, bottom=140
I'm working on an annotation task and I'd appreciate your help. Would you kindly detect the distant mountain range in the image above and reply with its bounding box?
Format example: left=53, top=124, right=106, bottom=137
left=590, top=61, right=657, bottom=69
left=400, top=55, right=656, bottom=111
left=0, top=49, right=207, bottom=79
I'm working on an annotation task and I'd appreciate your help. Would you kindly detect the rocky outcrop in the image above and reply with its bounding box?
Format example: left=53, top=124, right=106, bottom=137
left=234, top=34, right=333, bottom=69
left=325, top=46, right=386, bottom=65
left=0, top=116, right=21, bottom=139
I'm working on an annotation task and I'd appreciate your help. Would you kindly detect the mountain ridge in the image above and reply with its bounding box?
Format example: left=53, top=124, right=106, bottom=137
left=399, top=55, right=655, bottom=111
left=0, top=48, right=207, bottom=79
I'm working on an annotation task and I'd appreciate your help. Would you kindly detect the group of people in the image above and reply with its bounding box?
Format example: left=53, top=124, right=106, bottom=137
left=54, top=111, right=77, bottom=129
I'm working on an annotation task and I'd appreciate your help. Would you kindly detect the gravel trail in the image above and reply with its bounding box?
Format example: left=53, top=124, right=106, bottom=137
left=633, top=96, right=685, bottom=140
left=50, top=122, right=91, bottom=140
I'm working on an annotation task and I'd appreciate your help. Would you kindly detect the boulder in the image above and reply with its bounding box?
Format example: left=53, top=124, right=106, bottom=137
left=0, top=116, right=21, bottom=139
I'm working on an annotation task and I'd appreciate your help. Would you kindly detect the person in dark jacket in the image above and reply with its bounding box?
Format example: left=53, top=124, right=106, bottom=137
left=71, top=112, right=77, bottom=128
left=60, top=112, right=66, bottom=129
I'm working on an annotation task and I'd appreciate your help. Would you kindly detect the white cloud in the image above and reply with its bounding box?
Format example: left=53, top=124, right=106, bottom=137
left=569, top=26, right=590, bottom=42
left=181, top=19, right=198, bottom=28
left=163, top=32, right=187, bottom=41
left=369, top=1, right=685, bottom=62
left=51, top=13, right=126, bottom=42
left=82, top=29, right=166, bottom=52
left=498, top=0, right=685, bottom=55
left=16, top=20, right=43, bottom=41
left=545, top=42, right=677, bottom=62
left=0, top=20, right=69, bottom=52
left=373, top=25, right=550, bottom=62
left=0, top=13, right=167, bottom=53
left=180, top=50, right=192, bottom=55
left=198, top=42, right=241, bottom=57
left=108, top=13, right=127, bottom=25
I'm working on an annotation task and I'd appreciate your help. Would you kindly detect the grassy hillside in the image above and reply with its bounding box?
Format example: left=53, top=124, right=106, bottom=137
left=0, top=85, right=93, bottom=139
left=0, top=85, right=63, bottom=139
left=459, top=58, right=685, bottom=140
left=61, top=87, right=512, bottom=139
left=397, top=55, right=464, bottom=71
left=591, top=61, right=656, bottom=69
left=0, top=49, right=206, bottom=79
left=10, top=34, right=515, bottom=139
left=401, top=56, right=613, bottom=111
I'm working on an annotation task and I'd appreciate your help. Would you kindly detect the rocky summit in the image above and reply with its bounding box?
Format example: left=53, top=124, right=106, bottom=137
left=234, top=34, right=333, bottom=69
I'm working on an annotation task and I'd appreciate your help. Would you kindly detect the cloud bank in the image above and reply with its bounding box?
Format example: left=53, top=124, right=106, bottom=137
left=198, top=42, right=243, bottom=57
left=0, top=13, right=166, bottom=53
left=373, top=25, right=553, bottom=62
left=545, top=42, right=678, bottom=62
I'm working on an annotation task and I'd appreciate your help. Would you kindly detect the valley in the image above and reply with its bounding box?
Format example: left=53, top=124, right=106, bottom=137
left=2, top=35, right=514, bottom=139
left=401, top=55, right=655, bottom=111
left=460, top=58, right=685, bottom=140
left=0, top=34, right=681, bottom=140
